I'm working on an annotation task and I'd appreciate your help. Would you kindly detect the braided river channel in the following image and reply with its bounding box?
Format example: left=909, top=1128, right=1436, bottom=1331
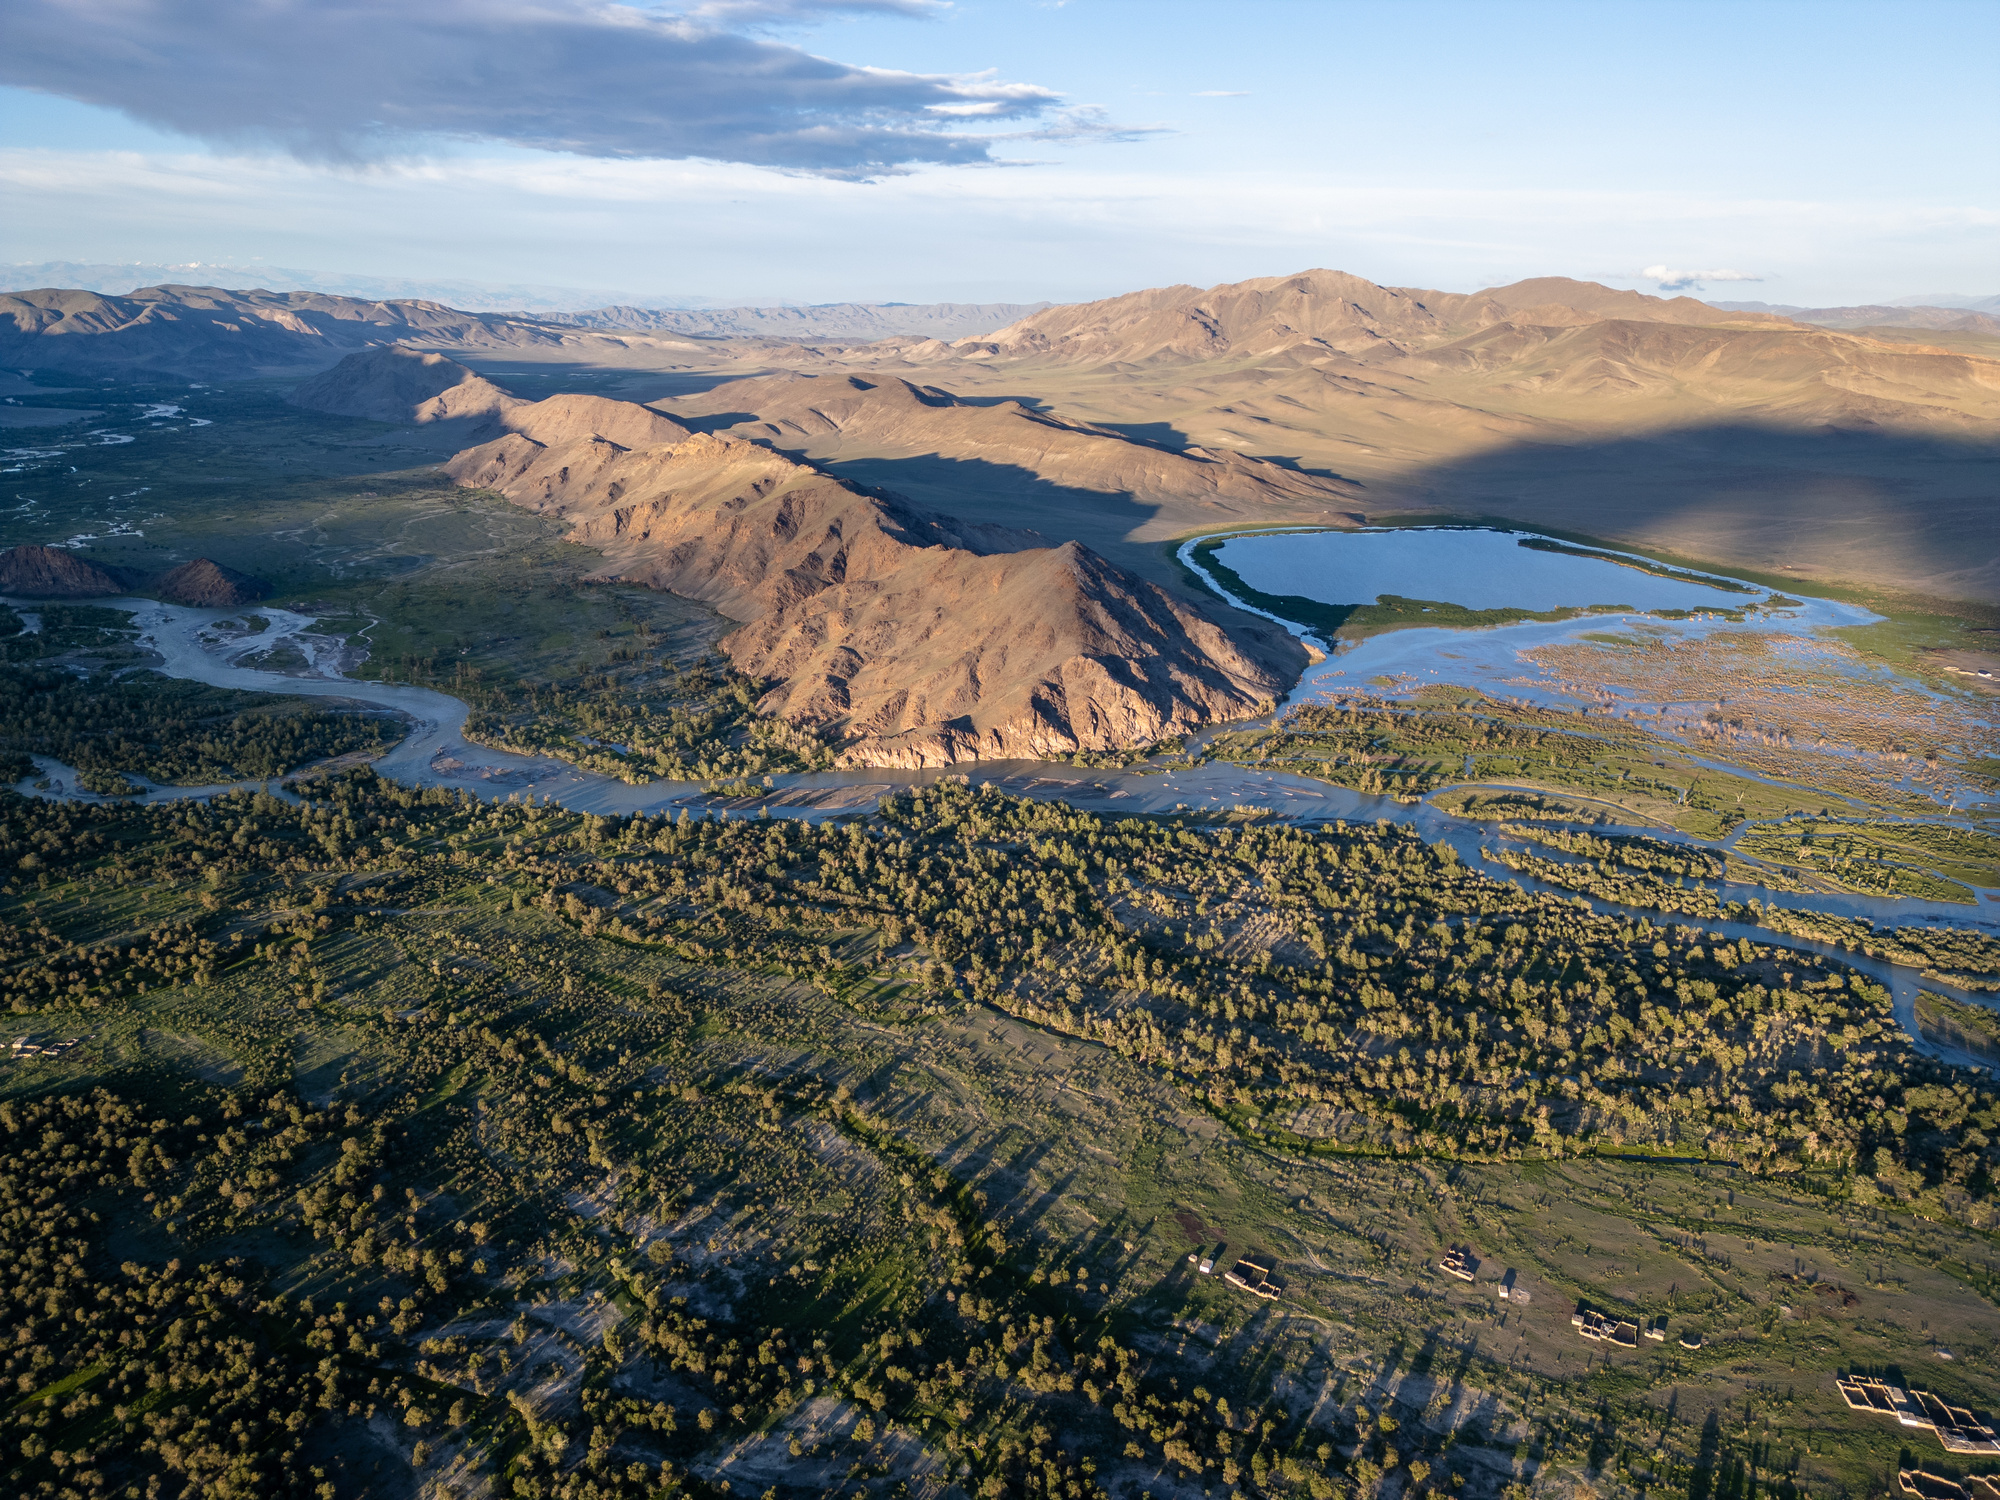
left=11, top=523, right=2000, bottom=1067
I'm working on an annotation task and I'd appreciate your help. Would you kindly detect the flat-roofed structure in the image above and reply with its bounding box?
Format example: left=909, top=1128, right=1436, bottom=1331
left=1223, top=1254, right=1281, bottom=1300
left=1838, top=1377, right=2000, bottom=1454
left=1571, top=1303, right=1639, bottom=1348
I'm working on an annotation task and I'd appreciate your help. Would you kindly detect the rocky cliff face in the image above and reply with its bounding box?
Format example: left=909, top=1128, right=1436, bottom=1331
left=722, top=533, right=1288, bottom=767
left=445, top=422, right=1295, bottom=766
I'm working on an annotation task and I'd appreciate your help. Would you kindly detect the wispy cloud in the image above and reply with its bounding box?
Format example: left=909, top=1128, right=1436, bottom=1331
left=0, top=0, right=1105, bottom=178
left=1009, top=105, right=1169, bottom=145
left=1194, top=90, right=1249, bottom=97
left=681, top=0, right=946, bottom=21
left=1642, top=264, right=1763, bottom=291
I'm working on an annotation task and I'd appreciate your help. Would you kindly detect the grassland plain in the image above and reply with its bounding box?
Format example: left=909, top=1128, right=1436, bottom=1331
left=0, top=377, right=819, bottom=787
left=6, top=376, right=2000, bottom=1500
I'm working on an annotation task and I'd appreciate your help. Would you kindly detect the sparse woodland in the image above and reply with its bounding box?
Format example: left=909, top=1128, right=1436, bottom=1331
left=0, top=665, right=398, bottom=792
left=2, top=770, right=1999, bottom=1498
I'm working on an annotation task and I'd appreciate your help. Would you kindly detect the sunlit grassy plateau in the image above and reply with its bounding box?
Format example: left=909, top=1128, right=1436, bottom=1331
left=4, top=380, right=2000, bottom=1500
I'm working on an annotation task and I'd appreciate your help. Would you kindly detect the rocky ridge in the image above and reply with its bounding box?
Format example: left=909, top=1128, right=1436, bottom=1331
left=443, top=409, right=1295, bottom=766
left=833, top=270, right=1797, bottom=369
left=672, top=373, right=1364, bottom=518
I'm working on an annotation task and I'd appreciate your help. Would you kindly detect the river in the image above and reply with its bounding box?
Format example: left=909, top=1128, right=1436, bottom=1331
left=8, top=590, right=2000, bottom=1067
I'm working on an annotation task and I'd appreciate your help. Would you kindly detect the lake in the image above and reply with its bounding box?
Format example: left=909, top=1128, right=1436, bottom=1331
left=1212, top=527, right=1766, bottom=612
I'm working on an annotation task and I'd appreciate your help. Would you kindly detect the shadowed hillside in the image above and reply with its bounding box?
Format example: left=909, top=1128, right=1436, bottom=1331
left=1372, top=421, right=2000, bottom=607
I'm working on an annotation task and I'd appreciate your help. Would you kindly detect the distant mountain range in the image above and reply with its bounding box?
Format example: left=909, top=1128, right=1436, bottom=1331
left=9, top=268, right=2000, bottom=618
left=0, top=284, right=577, bottom=378
left=1715, top=296, right=2000, bottom=327
left=0, top=260, right=708, bottom=313
left=1890, top=293, right=2000, bottom=313
left=0, top=263, right=1049, bottom=339
left=0, top=284, right=1053, bottom=378
left=540, top=302, right=1051, bottom=341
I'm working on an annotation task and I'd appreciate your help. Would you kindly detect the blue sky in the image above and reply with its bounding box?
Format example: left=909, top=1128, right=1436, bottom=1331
left=2, top=0, right=1995, bottom=307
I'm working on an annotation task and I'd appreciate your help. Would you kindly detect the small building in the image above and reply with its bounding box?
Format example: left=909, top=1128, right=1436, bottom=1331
left=10, top=1035, right=77, bottom=1058
left=1572, top=1302, right=1639, bottom=1348
left=1199, top=1258, right=1214, bottom=1275
left=1223, top=1255, right=1282, bottom=1300
left=1499, top=1269, right=1517, bottom=1300
left=1440, top=1246, right=1479, bottom=1282
left=1837, top=1376, right=2000, bottom=1454
left=1899, top=1469, right=1974, bottom=1500
left=1644, top=1318, right=1668, bottom=1342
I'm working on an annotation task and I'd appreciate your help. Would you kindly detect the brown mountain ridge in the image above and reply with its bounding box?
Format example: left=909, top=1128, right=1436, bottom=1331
left=26, top=265, right=2000, bottom=740
left=428, top=373, right=1298, bottom=766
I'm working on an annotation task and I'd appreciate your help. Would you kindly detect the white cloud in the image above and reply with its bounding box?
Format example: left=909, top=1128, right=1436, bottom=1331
left=0, top=0, right=1088, bottom=177
left=4, top=143, right=1993, bottom=307
left=1195, top=91, right=1249, bottom=97
left=1641, top=264, right=1763, bottom=291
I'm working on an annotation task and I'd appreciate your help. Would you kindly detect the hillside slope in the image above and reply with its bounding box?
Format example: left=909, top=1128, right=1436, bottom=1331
left=670, top=372, right=1364, bottom=549
left=289, top=347, right=693, bottom=449
left=1727, top=303, right=2000, bottom=334
left=890, top=270, right=1796, bottom=370
left=746, top=270, right=2000, bottom=602
left=444, top=422, right=1296, bottom=766
left=287, top=346, right=521, bottom=425
left=816, top=269, right=2000, bottom=433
